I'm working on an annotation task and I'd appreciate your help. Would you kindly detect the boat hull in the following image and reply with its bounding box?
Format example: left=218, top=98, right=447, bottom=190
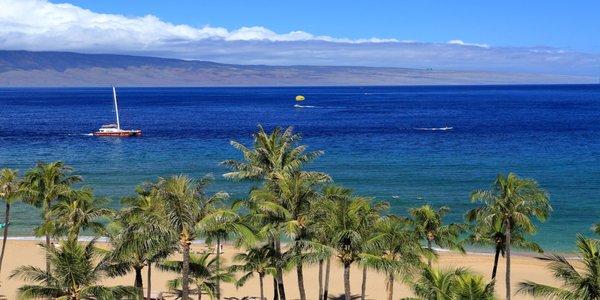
left=93, top=130, right=142, bottom=137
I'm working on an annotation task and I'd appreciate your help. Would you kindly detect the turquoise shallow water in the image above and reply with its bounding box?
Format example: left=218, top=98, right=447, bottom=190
left=0, top=85, right=599, bottom=252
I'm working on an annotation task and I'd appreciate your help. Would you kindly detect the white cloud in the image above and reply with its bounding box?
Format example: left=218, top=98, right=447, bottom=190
left=0, top=0, right=397, bottom=48
left=447, top=39, right=489, bottom=48
left=0, top=0, right=598, bottom=75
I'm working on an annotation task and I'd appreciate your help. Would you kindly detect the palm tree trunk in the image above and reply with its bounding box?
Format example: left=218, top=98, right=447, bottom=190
left=295, top=242, right=306, bottom=300
left=323, top=257, right=331, bottom=300
left=198, top=287, right=202, bottom=300
left=296, top=263, right=306, bottom=300
left=147, top=262, right=152, bottom=300
left=343, top=262, right=351, bottom=300
left=272, top=277, right=279, bottom=300
left=386, top=274, right=394, bottom=300
left=275, top=238, right=286, bottom=300
left=216, top=236, right=221, bottom=300
left=318, top=259, right=323, bottom=300
left=427, top=238, right=433, bottom=267
left=0, top=202, right=10, bottom=275
left=505, top=220, right=511, bottom=300
left=182, top=240, right=191, bottom=300
left=259, top=274, right=265, bottom=300
left=361, top=265, right=367, bottom=300
left=134, top=265, right=144, bottom=298
left=492, top=246, right=501, bottom=280
left=44, top=203, right=51, bottom=276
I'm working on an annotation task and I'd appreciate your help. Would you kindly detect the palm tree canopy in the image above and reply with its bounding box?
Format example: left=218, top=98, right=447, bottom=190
left=407, top=267, right=495, bottom=300
left=467, top=215, right=543, bottom=255
left=109, top=186, right=177, bottom=267
left=0, top=168, right=21, bottom=204
left=362, top=215, right=424, bottom=279
left=469, top=173, right=551, bottom=234
left=230, top=244, right=277, bottom=287
left=155, top=175, right=202, bottom=243
left=313, top=185, right=380, bottom=265
left=20, top=161, right=81, bottom=208
left=518, top=235, right=600, bottom=300
left=49, top=187, right=114, bottom=240
left=452, top=273, right=496, bottom=300
left=410, top=204, right=465, bottom=252
left=10, top=239, right=137, bottom=299
left=222, top=125, right=325, bottom=181
left=159, top=252, right=235, bottom=296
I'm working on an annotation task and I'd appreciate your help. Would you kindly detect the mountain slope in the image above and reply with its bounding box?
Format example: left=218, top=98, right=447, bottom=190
left=0, top=50, right=594, bottom=86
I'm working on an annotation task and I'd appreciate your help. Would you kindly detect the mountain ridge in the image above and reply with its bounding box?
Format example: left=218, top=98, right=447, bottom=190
left=0, top=50, right=594, bottom=87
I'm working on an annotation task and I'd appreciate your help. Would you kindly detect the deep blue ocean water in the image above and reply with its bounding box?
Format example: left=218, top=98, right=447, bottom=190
left=1, top=85, right=599, bottom=252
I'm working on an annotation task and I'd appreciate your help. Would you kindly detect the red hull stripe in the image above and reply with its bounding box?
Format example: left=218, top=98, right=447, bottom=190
left=93, top=131, right=142, bottom=137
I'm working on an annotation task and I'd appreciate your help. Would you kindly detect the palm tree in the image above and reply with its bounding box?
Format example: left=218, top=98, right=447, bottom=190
left=157, top=174, right=230, bottom=300
left=409, top=267, right=466, bottom=299
left=20, top=161, right=81, bottom=275
left=306, top=187, right=344, bottom=300
left=316, top=186, right=375, bottom=300
left=156, top=175, right=200, bottom=300
left=452, top=273, right=496, bottom=300
left=354, top=200, right=388, bottom=300
left=200, top=205, right=256, bottom=300
left=110, top=223, right=174, bottom=299
left=222, top=125, right=325, bottom=182
left=49, top=187, right=113, bottom=241
left=9, top=239, right=137, bottom=299
left=469, top=173, right=551, bottom=300
left=223, top=125, right=326, bottom=300
left=110, top=221, right=175, bottom=298
left=304, top=217, right=333, bottom=300
left=0, top=168, right=20, bottom=277
left=363, top=215, right=423, bottom=300
left=466, top=214, right=542, bottom=282
left=230, top=245, right=276, bottom=300
left=273, top=170, right=329, bottom=300
left=159, top=252, right=235, bottom=300
left=113, top=183, right=177, bottom=299
left=409, top=205, right=464, bottom=267
left=406, top=267, right=495, bottom=300
left=245, top=185, right=295, bottom=300
left=517, top=235, right=600, bottom=300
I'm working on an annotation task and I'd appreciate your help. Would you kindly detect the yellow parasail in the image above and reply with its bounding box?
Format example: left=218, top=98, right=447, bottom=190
left=295, top=95, right=305, bottom=102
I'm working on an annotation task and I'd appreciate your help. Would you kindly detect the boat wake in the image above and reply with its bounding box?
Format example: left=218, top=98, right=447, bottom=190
left=415, top=126, right=453, bottom=131
left=66, top=133, right=94, bottom=136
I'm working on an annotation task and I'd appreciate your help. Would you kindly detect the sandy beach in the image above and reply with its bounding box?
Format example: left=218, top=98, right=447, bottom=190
left=0, top=239, right=563, bottom=299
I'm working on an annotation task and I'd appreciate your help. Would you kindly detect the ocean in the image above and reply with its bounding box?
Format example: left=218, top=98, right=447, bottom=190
left=1, top=85, right=599, bottom=252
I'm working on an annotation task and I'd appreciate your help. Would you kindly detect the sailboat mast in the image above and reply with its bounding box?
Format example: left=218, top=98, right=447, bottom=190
left=112, top=86, right=120, bottom=130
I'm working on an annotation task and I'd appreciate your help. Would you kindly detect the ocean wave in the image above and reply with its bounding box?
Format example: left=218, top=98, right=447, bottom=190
left=294, top=104, right=317, bottom=108
left=415, top=126, right=453, bottom=131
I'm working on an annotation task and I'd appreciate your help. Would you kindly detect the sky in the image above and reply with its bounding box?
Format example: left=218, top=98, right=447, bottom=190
left=1, top=0, right=599, bottom=76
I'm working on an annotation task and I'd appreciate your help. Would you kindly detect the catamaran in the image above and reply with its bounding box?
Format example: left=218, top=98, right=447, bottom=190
left=93, top=87, right=142, bottom=137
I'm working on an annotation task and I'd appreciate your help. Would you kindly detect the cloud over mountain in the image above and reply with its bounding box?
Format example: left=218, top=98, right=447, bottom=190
left=0, top=0, right=599, bottom=75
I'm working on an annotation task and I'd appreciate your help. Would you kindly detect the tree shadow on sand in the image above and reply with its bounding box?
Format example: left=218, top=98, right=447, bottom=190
left=328, top=295, right=361, bottom=300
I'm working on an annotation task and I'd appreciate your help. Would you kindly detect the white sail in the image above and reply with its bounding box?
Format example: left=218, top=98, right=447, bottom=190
left=112, top=86, right=120, bottom=130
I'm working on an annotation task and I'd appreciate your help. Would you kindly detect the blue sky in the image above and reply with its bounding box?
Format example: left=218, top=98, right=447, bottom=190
left=1, top=0, right=599, bottom=75
left=64, top=0, right=600, bottom=52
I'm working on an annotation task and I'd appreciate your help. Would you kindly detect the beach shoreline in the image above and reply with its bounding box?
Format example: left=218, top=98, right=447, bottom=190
left=4, top=236, right=578, bottom=257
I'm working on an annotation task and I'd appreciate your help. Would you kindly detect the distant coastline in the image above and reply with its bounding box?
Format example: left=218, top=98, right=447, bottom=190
left=0, top=50, right=595, bottom=87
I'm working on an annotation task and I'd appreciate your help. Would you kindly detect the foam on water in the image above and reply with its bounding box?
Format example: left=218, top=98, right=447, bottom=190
left=415, top=126, right=454, bottom=131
